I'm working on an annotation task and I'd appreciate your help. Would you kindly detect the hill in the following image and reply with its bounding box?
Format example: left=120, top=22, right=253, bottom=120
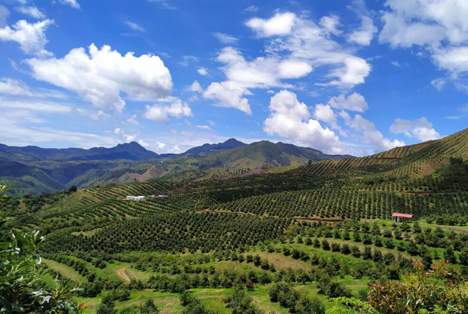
left=202, top=140, right=351, bottom=169
left=0, top=139, right=349, bottom=195
left=4, top=128, right=468, bottom=313
left=294, top=127, right=468, bottom=178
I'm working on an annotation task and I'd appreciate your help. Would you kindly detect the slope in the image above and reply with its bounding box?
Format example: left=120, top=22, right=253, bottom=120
left=295, top=127, right=468, bottom=178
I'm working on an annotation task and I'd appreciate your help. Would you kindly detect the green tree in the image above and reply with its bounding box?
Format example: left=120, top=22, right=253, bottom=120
left=0, top=184, right=79, bottom=313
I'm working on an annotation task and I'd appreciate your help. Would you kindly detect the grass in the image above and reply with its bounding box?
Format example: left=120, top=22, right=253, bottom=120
left=43, top=258, right=87, bottom=283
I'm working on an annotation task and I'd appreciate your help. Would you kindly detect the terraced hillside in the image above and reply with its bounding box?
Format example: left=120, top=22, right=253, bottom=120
left=295, top=128, right=468, bottom=178
left=4, top=128, right=468, bottom=313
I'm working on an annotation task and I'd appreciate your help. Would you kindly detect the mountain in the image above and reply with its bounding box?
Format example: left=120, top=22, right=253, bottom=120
left=0, top=138, right=350, bottom=196
left=201, top=141, right=350, bottom=169
left=295, top=127, right=468, bottom=178
left=184, top=138, right=246, bottom=156
left=0, top=142, right=159, bottom=162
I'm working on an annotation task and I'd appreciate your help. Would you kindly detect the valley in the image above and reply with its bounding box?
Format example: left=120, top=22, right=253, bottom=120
left=3, top=128, right=468, bottom=313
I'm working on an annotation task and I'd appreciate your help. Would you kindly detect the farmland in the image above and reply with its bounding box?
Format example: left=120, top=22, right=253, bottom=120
left=3, top=128, right=468, bottom=313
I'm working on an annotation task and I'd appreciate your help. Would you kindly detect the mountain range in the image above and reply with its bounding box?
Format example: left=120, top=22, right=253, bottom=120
left=0, top=139, right=349, bottom=195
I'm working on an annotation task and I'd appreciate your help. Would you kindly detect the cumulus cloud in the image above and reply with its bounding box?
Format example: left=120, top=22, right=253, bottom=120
left=390, top=117, right=441, bottom=142
left=0, top=19, right=53, bottom=56
left=196, top=125, right=211, bottom=130
left=26, top=44, right=173, bottom=112
left=204, top=11, right=372, bottom=113
left=313, top=104, right=337, bottom=125
left=203, top=81, right=252, bottom=114
left=213, top=32, right=238, bottom=44
left=319, top=15, right=342, bottom=36
left=328, top=92, right=368, bottom=112
left=346, top=114, right=405, bottom=151
left=59, top=0, right=80, bottom=9
left=379, top=0, right=468, bottom=78
left=143, top=97, right=192, bottom=123
left=15, top=6, right=45, bottom=19
left=348, top=16, right=377, bottom=46
left=186, top=80, right=203, bottom=93
left=246, top=12, right=296, bottom=37
left=263, top=90, right=343, bottom=154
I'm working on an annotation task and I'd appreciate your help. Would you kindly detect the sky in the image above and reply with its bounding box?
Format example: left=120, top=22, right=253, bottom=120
left=0, top=0, right=467, bottom=156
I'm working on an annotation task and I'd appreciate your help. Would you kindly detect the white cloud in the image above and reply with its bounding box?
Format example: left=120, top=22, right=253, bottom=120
left=59, top=0, right=80, bottom=9
left=319, top=15, right=342, bottom=36
left=379, top=0, right=468, bottom=78
left=346, top=114, right=405, bottom=151
left=313, top=104, right=337, bottom=125
left=89, top=110, right=110, bottom=122
left=197, top=67, right=208, bottom=76
left=328, top=92, right=368, bottom=112
left=0, top=78, right=33, bottom=96
left=431, top=78, right=446, bottom=90
left=0, top=111, right=117, bottom=148
left=0, top=96, right=72, bottom=113
left=144, top=97, right=192, bottom=123
left=0, top=19, right=53, bottom=56
left=26, top=44, right=173, bottom=112
left=196, top=125, right=211, bottom=130
left=208, top=119, right=215, bottom=126
left=125, top=21, right=145, bottom=32
left=180, top=55, right=198, bottom=66
left=186, top=80, right=203, bottom=93
left=0, top=5, right=8, bottom=27
left=205, top=11, right=372, bottom=113
left=155, top=141, right=166, bottom=152
left=278, top=60, right=313, bottom=79
left=390, top=117, right=441, bottom=142
left=203, top=81, right=252, bottom=114
left=391, top=61, right=401, bottom=67
left=246, top=12, right=296, bottom=37
left=213, top=32, right=238, bottom=44
left=127, top=114, right=139, bottom=125
left=114, top=128, right=137, bottom=143
left=347, top=16, right=377, bottom=46
left=328, top=57, right=371, bottom=87
left=263, top=90, right=343, bottom=154
left=16, top=6, right=46, bottom=19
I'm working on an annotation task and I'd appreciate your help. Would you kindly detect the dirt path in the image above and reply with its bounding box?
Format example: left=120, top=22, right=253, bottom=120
left=116, top=267, right=131, bottom=283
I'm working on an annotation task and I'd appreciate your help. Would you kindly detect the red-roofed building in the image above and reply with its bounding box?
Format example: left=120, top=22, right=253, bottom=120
left=392, top=213, right=413, bottom=223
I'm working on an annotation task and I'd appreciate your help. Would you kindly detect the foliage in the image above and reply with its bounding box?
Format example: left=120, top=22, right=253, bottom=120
left=0, top=184, right=79, bottom=313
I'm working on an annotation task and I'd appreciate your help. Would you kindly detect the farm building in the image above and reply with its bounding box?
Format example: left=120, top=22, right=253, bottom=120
left=158, top=195, right=168, bottom=198
left=392, top=213, right=413, bottom=223
left=126, top=196, right=145, bottom=201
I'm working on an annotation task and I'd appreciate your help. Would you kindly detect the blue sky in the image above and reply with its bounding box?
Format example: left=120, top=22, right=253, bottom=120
left=0, top=0, right=467, bottom=156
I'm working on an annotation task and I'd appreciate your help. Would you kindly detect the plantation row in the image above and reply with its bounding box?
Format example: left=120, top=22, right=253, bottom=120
left=85, top=180, right=173, bottom=201
left=212, top=188, right=468, bottom=219
left=42, top=212, right=293, bottom=254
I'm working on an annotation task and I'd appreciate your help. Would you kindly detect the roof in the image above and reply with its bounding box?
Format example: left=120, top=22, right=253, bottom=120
left=392, top=213, right=413, bottom=218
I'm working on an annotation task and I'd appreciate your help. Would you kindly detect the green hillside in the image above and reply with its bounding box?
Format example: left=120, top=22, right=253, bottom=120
left=4, top=128, right=468, bottom=313
left=0, top=139, right=350, bottom=196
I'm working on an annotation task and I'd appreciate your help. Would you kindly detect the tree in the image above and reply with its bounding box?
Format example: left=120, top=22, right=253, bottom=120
left=0, top=184, right=79, bottom=313
left=97, top=295, right=116, bottom=314
left=444, top=246, right=457, bottom=264
left=224, top=286, right=261, bottom=314
left=139, top=299, right=160, bottom=314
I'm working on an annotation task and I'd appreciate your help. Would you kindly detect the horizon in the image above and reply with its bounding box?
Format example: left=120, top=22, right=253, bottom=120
left=1, top=0, right=467, bottom=157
